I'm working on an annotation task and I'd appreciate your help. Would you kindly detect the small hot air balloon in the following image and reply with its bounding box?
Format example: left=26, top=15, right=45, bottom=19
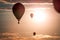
left=30, top=13, right=34, bottom=18
left=53, top=0, right=60, bottom=13
left=33, top=32, right=36, bottom=36
left=12, top=3, right=25, bottom=24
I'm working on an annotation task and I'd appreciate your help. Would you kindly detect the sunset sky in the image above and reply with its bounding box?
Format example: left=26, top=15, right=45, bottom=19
left=0, top=0, right=60, bottom=37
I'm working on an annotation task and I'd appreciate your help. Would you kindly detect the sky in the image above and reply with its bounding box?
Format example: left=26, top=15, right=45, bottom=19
left=1, top=0, right=52, bottom=3
left=0, top=0, right=52, bottom=9
left=0, top=0, right=60, bottom=37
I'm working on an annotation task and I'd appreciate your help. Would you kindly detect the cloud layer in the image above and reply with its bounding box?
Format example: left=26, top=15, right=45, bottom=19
left=3, top=0, right=52, bottom=3
left=0, top=0, right=53, bottom=10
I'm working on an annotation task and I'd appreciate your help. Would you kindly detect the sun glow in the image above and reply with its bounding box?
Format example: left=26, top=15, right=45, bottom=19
left=32, top=8, right=47, bottom=23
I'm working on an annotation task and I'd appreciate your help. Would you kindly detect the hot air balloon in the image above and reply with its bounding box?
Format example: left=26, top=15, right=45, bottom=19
left=12, top=3, right=25, bottom=24
left=53, top=0, right=60, bottom=13
left=33, top=32, right=36, bottom=36
left=30, top=13, right=34, bottom=18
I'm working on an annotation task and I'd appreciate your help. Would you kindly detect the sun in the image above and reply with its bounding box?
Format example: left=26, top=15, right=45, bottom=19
left=32, top=8, right=47, bottom=23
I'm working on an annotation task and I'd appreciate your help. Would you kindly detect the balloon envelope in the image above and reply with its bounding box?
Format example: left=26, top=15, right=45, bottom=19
left=53, top=0, right=60, bottom=13
left=30, top=13, right=33, bottom=18
left=12, top=3, right=25, bottom=24
left=33, top=32, right=36, bottom=36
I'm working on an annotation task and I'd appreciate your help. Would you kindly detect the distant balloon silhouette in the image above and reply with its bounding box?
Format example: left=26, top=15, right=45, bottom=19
left=12, top=3, right=25, bottom=24
left=53, top=0, right=60, bottom=13
left=30, top=13, right=33, bottom=18
left=33, top=32, right=36, bottom=36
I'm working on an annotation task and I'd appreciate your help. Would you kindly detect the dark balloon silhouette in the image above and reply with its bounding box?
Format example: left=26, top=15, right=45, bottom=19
left=30, top=13, right=34, bottom=18
left=53, top=0, right=60, bottom=13
left=12, top=3, right=25, bottom=24
left=33, top=32, right=36, bottom=36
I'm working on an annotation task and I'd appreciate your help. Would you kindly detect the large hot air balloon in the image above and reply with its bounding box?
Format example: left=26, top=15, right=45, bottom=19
left=30, top=13, right=34, bottom=18
left=12, top=3, right=25, bottom=24
left=53, top=0, right=60, bottom=13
